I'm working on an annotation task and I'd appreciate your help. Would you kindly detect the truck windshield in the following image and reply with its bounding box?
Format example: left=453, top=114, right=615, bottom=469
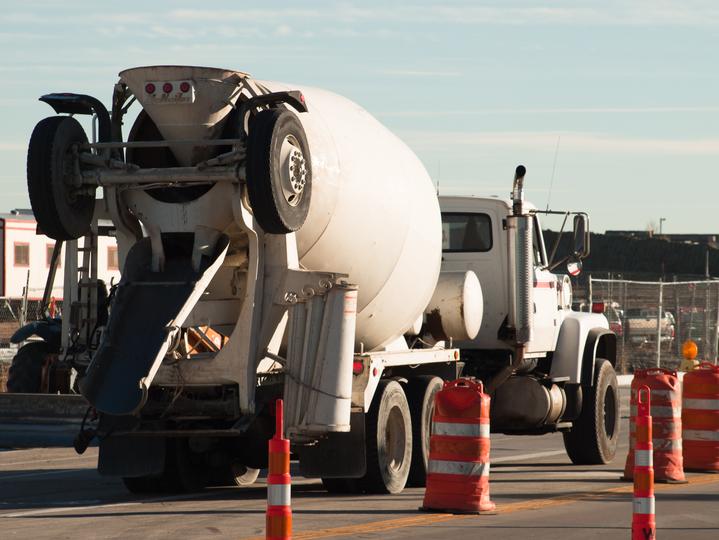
left=441, top=213, right=492, bottom=252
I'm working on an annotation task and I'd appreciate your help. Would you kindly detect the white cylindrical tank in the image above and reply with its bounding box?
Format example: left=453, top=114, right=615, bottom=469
left=269, top=83, right=441, bottom=351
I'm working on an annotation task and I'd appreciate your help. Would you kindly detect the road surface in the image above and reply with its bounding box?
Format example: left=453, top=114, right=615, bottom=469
left=1, top=389, right=717, bottom=539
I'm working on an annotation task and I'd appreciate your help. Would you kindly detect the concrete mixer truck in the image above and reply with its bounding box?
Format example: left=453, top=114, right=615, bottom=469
left=6, top=65, right=618, bottom=495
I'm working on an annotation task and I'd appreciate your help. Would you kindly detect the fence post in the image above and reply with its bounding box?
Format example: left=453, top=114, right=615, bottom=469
left=656, top=281, right=663, bottom=368
left=673, top=277, right=681, bottom=357
left=714, top=283, right=719, bottom=364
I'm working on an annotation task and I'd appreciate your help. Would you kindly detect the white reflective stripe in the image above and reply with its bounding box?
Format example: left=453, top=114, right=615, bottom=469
left=633, top=389, right=680, bottom=402
left=432, top=421, right=490, bottom=438
left=267, top=483, right=291, bottom=506
left=428, top=459, right=490, bottom=477
left=683, top=398, right=719, bottom=410
left=683, top=429, right=719, bottom=442
left=633, top=497, right=655, bottom=515
left=635, top=449, right=653, bottom=467
left=631, top=405, right=681, bottom=418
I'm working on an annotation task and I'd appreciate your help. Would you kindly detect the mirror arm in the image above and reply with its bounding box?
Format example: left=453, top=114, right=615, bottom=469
left=546, top=212, right=570, bottom=268
left=548, top=254, right=570, bottom=273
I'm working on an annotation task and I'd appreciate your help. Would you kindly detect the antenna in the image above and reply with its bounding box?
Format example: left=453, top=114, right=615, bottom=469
left=436, top=160, right=441, bottom=196
left=546, top=135, right=561, bottom=211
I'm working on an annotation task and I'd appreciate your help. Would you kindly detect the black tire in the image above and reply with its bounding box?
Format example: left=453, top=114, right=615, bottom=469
left=357, top=380, right=412, bottom=494
left=7, top=341, right=50, bottom=393
left=27, top=116, right=95, bottom=240
left=406, top=376, right=444, bottom=487
left=209, top=462, right=260, bottom=487
left=563, top=358, right=620, bottom=464
left=246, top=108, right=312, bottom=234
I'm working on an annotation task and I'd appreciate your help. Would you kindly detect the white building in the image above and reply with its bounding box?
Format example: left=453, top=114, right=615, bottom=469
left=0, top=209, right=120, bottom=300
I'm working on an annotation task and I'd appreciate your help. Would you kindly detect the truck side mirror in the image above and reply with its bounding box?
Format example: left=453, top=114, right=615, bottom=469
left=566, top=258, right=582, bottom=277
left=572, top=214, right=590, bottom=258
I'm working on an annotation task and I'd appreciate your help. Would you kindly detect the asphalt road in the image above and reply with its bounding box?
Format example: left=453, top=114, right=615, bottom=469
left=1, top=389, right=717, bottom=539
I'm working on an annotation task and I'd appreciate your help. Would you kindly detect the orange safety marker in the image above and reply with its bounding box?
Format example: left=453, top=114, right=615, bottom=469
left=266, top=399, right=292, bottom=540
left=632, top=385, right=656, bottom=540
left=421, top=378, right=495, bottom=513
left=682, top=362, right=719, bottom=472
left=624, top=368, right=686, bottom=483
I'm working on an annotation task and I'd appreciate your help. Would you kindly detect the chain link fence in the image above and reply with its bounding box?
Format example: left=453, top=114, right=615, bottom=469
left=0, top=296, right=63, bottom=348
left=584, top=277, right=719, bottom=373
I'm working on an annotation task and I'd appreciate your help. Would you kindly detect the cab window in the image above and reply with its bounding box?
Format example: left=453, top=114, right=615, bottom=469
left=442, top=213, right=492, bottom=252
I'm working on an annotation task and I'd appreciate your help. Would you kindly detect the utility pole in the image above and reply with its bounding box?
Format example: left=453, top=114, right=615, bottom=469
left=659, top=217, right=667, bottom=236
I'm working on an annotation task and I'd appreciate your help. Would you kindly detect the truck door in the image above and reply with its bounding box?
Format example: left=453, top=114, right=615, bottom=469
left=528, top=215, right=560, bottom=354
left=440, top=209, right=507, bottom=349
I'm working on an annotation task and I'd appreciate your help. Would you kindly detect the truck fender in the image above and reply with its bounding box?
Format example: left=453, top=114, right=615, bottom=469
left=550, top=311, right=613, bottom=385
left=580, top=327, right=617, bottom=386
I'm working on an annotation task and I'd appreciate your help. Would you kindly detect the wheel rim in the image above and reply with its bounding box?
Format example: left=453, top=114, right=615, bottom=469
left=385, top=405, right=407, bottom=474
left=603, top=384, right=617, bottom=439
left=278, top=134, right=308, bottom=207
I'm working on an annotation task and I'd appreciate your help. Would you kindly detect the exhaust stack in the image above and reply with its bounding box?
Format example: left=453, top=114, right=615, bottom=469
left=119, top=65, right=249, bottom=166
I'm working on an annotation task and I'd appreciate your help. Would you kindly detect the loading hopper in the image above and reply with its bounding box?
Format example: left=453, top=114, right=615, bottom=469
left=119, top=65, right=249, bottom=166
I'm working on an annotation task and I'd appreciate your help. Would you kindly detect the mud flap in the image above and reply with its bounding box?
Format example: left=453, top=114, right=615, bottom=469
left=298, top=410, right=366, bottom=478
left=80, top=234, right=229, bottom=416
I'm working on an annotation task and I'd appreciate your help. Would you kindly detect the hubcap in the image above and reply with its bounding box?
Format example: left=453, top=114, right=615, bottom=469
left=279, top=134, right=307, bottom=207
left=385, top=405, right=407, bottom=473
left=603, top=385, right=617, bottom=439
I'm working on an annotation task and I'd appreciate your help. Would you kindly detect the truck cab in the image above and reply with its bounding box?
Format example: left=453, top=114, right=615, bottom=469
left=438, top=169, right=619, bottom=465
left=440, top=197, right=567, bottom=355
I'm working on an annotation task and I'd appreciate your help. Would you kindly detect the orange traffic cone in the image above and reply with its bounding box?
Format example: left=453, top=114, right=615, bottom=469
left=632, top=386, right=656, bottom=540
left=266, top=399, right=291, bottom=540
left=682, top=362, right=719, bottom=472
left=625, top=368, right=686, bottom=483
left=421, top=378, right=495, bottom=513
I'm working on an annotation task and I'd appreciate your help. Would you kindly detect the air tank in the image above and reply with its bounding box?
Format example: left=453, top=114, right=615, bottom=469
left=118, top=66, right=442, bottom=351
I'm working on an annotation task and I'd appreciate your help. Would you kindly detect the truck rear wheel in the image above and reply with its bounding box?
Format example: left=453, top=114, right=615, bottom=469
left=27, top=116, right=94, bottom=240
left=6, top=341, right=50, bottom=393
left=357, top=380, right=412, bottom=494
left=563, top=358, right=620, bottom=464
left=246, top=108, right=312, bottom=234
left=406, top=376, right=443, bottom=487
left=210, top=462, right=260, bottom=487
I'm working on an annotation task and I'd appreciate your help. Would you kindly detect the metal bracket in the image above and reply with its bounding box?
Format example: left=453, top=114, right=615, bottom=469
left=274, top=269, right=347, bottom=306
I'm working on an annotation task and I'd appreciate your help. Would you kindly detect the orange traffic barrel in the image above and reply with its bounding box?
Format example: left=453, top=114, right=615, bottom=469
left=624, top=368, right=686, bottom=483
left=632, top=385, right=656, bottom=540
left=421, top=378, right=495, bottom=513
left=266, top=399, right=292, bottom=540
left=682, top=362, right=719, bottom=472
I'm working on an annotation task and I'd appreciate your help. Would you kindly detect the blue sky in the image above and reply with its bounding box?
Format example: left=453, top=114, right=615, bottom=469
left=1, top=1, right=718, bottom=233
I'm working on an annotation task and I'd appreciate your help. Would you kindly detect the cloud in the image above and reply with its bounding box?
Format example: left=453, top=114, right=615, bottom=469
left=378, top=69, right=462, bottom=77
left=380, top=106, right=719, bottom=117
left=400, top=130, right=719, bottom=156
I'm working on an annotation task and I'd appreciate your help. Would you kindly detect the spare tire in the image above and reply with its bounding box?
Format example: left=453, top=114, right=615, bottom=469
left=27, top=116, right=94, bottom=240
left=7, top=341, right=50, bottom=393
left=246, top=108, right=312, bottom=234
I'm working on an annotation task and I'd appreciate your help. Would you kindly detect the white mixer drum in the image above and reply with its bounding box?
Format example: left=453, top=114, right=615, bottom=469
left=265, top=84, right=442, bottom=351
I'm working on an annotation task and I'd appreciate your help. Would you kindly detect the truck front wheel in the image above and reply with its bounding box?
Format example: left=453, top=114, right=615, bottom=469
left=358, top=380, right=413, bottom=494
left=563, top=358, right=620, bottom=464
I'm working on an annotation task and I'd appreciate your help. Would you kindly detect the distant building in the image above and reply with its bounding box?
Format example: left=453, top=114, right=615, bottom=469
left=0, top=209, right=120, bottom=299
left=605, top=230, right=719, bottom=249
